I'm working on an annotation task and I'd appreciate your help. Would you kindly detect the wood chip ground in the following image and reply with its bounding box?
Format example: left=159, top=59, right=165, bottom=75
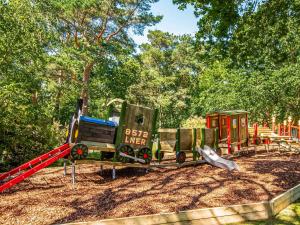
left=0, top=151, right=299, bottom=225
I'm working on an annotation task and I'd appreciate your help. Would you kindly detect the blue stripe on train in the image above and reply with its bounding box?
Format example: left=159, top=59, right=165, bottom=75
left=79, top=116, right=117, bottom=127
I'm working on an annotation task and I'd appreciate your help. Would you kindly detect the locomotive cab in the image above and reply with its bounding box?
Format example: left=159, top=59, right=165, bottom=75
left=67, top=99, right=158, bottom=164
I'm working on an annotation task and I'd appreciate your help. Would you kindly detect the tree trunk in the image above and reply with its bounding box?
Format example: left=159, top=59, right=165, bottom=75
left=81, top=61, right=94, bottom=115
left=31, top=91, right=38, bottom=104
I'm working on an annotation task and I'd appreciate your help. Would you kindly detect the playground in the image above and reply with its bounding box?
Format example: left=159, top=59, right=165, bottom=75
left=1, top=150, right=299, bottom=225
left=2, top=1, right=300, bottom=225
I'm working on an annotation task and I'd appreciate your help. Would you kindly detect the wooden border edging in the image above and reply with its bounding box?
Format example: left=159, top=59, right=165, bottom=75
left=270, top=183, right=300, bottom=215
left=63, top=184, right=300, bottom=225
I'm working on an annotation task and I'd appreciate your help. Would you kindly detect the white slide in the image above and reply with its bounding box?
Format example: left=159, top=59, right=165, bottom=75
left=197, top=145, right=239, bottom=171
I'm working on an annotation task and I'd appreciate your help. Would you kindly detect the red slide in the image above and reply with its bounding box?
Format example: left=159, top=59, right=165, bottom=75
left=0, top=143, right=71, bottom=193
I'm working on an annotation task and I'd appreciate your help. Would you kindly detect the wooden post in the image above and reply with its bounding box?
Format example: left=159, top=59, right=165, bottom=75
left=288, top=122, right=292, bottom=137
left=112, top=166, right=116, bottom=179
left=218, top=115, right=222, bottom=140
left=288, top=116, right=292, bottom=138
left=298, top=120, right=300, bottom=141
left=192, top=128, right=197, bottom=161
left=114, top=101, right=127, bottom=148
left=283, top=120, right=287, bottom=136
left=176, top=128, right=180, bottom=154
left=200, top=128, right=205, bottom=149
left=253, top=123, right=258, bottom=145
left=226, top=116, right=231, bottom=154
left=71, top=162, right=75, bottom=185
left=278, top=123, right=281, bottom=136
left=63, top=159, right=67, bottom=176
left=246, top=114, right=249, bottom=144
left=214, top=128, right=219, bottom=150
left=150, top=108, right=159, bottom=150
left=237, top=115, right=241, bottom=151
left=157, top=137, right=162, bottom=163
left=100, top=165, right=103, bottom=175
left=206, top=116, right=211, bottom=128
left=272, top=116, right=276, bottom=133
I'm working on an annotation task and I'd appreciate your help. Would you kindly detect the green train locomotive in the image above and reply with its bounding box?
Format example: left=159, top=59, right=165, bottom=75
left=67, top=99, right=158, bottom=164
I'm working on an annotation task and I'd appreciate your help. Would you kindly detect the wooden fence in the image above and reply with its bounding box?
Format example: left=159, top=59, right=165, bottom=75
left=64, top=184, right=300, bottom=225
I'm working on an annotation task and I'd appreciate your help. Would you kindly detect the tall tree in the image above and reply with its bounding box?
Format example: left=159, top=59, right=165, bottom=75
left=174, top=0, right=300, bottom=67
left=229, top=0, right=300, bottom=69
left=38, top=0, right=161, bottom=115
left=128, top=30, right=203, bottom=127
left=173, top=0, right=261, bottom=54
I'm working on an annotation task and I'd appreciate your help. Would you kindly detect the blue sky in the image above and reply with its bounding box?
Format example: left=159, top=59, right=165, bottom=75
left=131, top=0, right=198, bottom=45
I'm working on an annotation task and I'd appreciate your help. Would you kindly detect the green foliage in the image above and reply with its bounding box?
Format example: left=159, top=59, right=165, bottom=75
left=0, top=0, right=63, bottom=170
left=229, top=0, right=300, bottom=69
left=181, top=116, right=205, bottom=128
left=173, top=0, right=261, bottom=53
left=127, top=30, right=203, bottom=127
left=192, top=61, right=300, bottom=124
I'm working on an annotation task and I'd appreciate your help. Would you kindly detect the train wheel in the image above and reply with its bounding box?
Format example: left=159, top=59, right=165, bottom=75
left=71, top=144, right=88, bottom=160
left=137, top=147, right=152, bottom=164
left=154, top=149, right=164, bottom=161
left=116, top=144, right=134, bottom=163
left=176, top=151, right=186, bottom=164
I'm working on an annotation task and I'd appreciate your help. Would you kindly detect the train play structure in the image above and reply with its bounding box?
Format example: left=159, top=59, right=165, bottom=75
left=0, top=99, right=299, bottom=192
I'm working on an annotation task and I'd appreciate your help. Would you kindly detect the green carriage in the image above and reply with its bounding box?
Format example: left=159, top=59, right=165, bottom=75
left=68, top=100, right=158, bottom=164
left=155, top=127, right=219, bottom=164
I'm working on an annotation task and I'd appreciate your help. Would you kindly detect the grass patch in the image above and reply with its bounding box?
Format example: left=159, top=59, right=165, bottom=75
left=228, top=200, right=300, bottom=225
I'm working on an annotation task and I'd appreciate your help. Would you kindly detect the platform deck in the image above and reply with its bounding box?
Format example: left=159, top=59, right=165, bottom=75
left=75, top=159, right=206, bottom=168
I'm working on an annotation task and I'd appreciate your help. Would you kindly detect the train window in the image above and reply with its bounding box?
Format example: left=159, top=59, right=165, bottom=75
left=212, top=119, right=217, bottom=127
left=222, top=118, right=226, bottom=125
left=241, top=118, right=246, bottom=127
left=135, top=114, right=144, bottom=125
left=233, top=119, right=237, bottom=129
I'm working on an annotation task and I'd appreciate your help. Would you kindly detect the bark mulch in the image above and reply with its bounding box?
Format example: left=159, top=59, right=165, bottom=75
left=0, top=151, right=299, bottom=225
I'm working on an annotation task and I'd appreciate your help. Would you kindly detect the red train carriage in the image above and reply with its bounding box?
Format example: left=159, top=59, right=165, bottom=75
left=206, top=110, right=248, bottom=154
